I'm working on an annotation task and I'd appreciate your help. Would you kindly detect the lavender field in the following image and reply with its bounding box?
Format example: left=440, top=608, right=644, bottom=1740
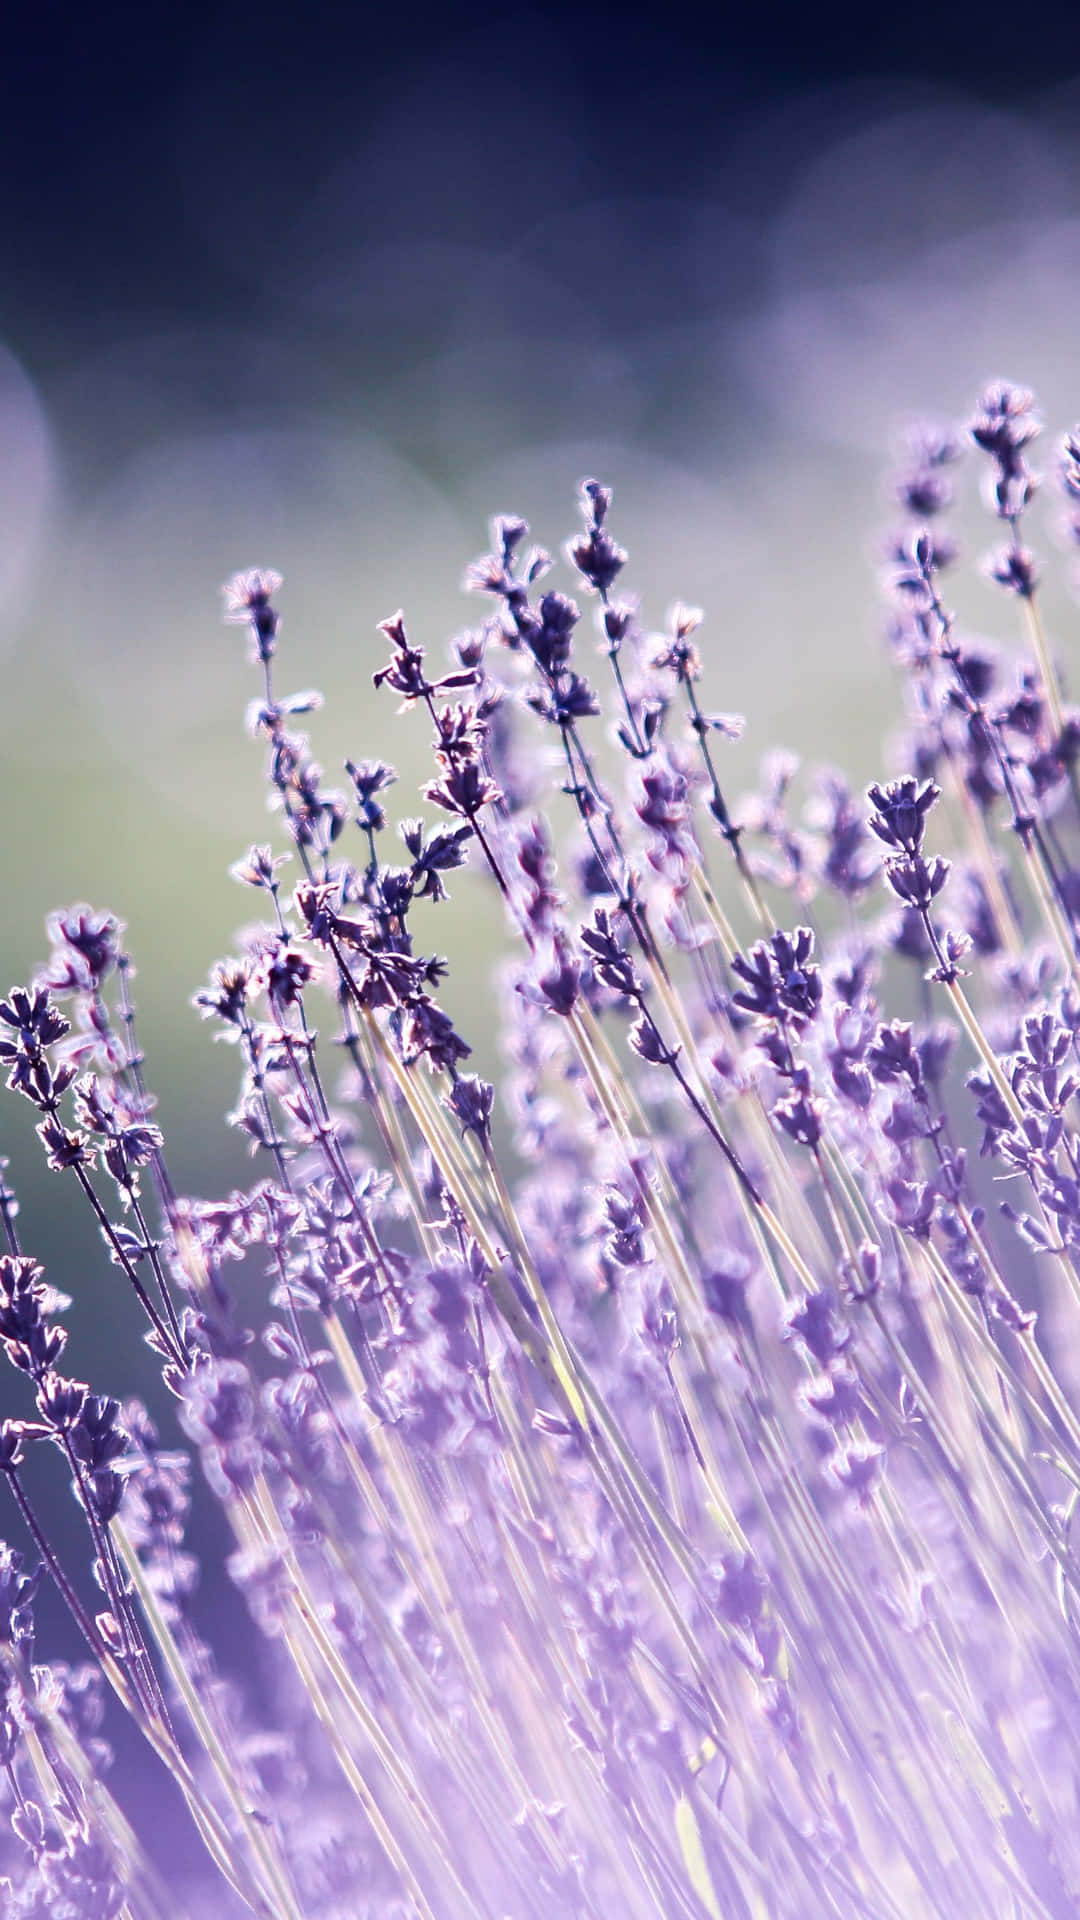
left=2, top=382, right=1080, bottom=1913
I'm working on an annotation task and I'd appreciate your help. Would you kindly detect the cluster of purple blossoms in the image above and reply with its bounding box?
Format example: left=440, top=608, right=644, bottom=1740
left=6, top=387, right=1080, bottom=1915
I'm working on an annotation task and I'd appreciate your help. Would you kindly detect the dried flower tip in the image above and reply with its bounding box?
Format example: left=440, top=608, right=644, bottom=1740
left=567, top=479, right=625, bottom=594
left=228, top=845, right=290, bottom=890
left=222, top=567, right=282, bottom=663
left=492, top=515, right=529, bottom=564
left=969, top=382, right=1041, bottom=461
left=969, top=383, right=1041, bottom=519
left=867, top=778, right=941, bottom=855
left=985, top=543, right=1038, bottom=597
left=346, top=758, right=398, bottom=836
left=42, top=905, right=121, bottom=991
left=444, top=1075, right=494, bottom=1147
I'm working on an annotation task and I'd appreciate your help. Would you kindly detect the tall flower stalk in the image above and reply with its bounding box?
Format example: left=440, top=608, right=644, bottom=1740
left=3, top=384, right=1080, bottom=1915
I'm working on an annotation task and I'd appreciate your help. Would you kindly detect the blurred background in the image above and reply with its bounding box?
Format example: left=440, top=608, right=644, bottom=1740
left=4, top=0, right=1080, bottom=1863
